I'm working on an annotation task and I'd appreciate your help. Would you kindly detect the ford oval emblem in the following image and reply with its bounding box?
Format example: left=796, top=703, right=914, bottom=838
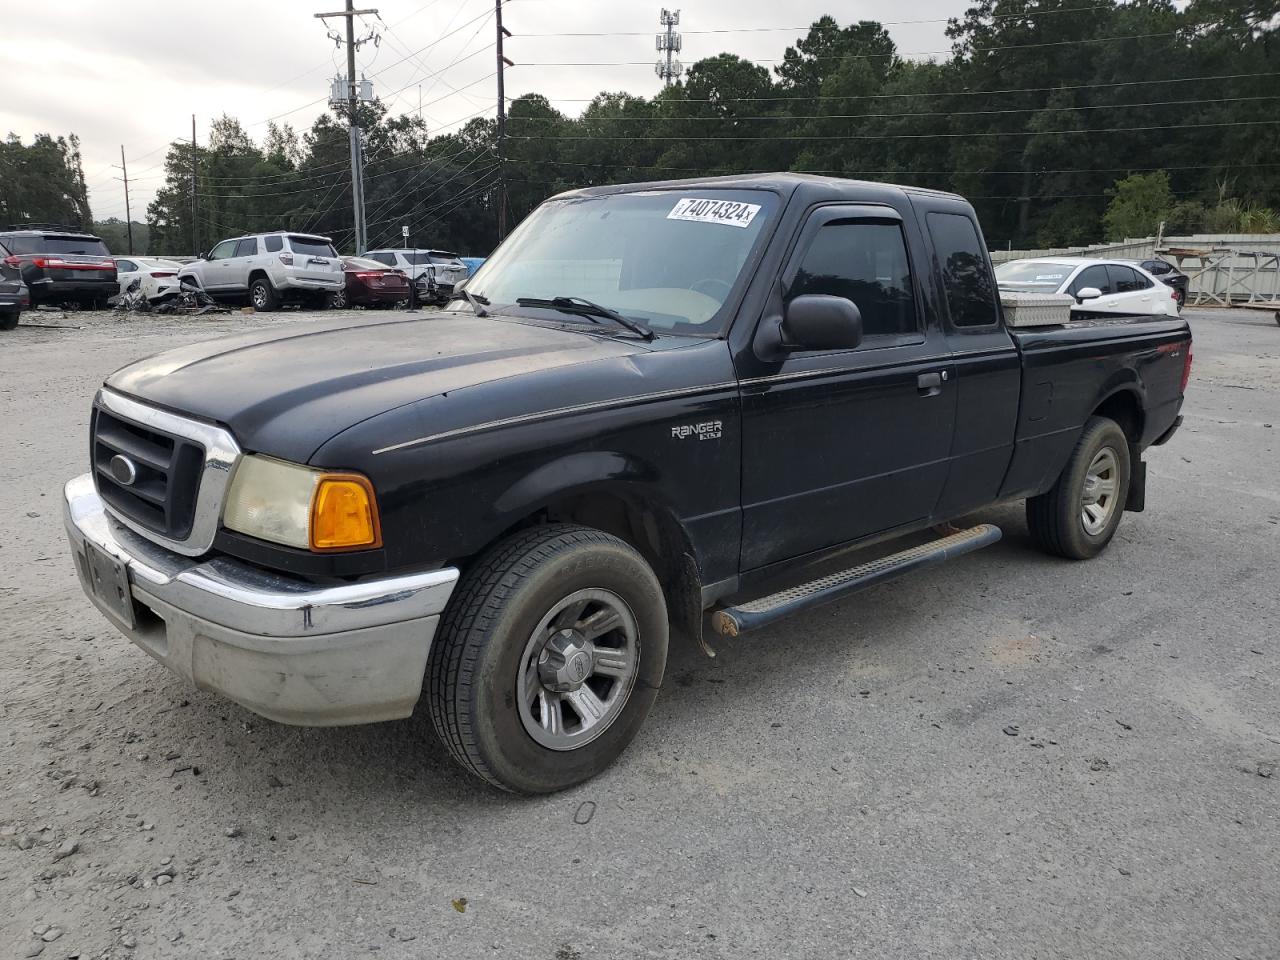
left=109, top=454, right=139, bottom=487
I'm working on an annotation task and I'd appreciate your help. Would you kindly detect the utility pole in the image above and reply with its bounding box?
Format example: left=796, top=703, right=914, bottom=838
left=113, top=145, right=134, bottom=255
left=655, top=9, right=683, bottom=85
left=191, top=114, right=198, bottom=257
left=316, top=2, right=378, bottom=253
left=496, top=0, right=513, bottom=243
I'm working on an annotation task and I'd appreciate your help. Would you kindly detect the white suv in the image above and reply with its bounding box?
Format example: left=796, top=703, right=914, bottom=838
left=364, top=248, right=468, bottom=303
left=178, top=232, right=344, bottom=311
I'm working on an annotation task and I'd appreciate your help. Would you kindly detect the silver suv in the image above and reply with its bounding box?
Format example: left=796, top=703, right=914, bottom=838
left=178, top=232, right=343, bottom=311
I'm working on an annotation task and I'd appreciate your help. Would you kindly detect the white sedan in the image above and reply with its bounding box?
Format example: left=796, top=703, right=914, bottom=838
left=995, top=257, right=1180, bottom=317
left=114, top=257, right=186, bottom=302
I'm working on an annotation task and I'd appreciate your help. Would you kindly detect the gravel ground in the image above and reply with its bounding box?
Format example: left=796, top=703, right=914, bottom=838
left=1, top=305, right=1277, bottom=960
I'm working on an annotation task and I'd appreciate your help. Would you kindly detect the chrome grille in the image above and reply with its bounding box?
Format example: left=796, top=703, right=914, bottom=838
left=90, top=389, right=242, bottom=556
left=92, top=407, right=203, bottom=539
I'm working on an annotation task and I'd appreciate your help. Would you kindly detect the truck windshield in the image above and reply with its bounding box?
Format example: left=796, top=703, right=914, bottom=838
left=995, top=261, right=1072, bottom=289
left=462, top=189, right=777, bottom=335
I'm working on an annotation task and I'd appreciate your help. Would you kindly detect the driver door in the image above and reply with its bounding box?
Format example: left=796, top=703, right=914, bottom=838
left=201, top=239, right=237, bottom=291
left=737, top=205, right=957, bottom=570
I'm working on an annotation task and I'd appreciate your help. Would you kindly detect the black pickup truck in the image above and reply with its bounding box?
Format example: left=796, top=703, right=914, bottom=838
left=64, top=174, right=1191, bottom=793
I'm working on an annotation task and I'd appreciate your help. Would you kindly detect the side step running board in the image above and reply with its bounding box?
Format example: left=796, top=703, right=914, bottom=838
left=711, top=523, right=1003, bottom=638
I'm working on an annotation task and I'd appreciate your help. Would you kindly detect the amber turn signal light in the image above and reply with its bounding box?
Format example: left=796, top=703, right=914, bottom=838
left=309, top=473, right=382, bottom=551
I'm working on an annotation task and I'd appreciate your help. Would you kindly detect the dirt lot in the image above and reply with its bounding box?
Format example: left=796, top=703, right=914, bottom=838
left=1, top=305, right=1277, bottom=959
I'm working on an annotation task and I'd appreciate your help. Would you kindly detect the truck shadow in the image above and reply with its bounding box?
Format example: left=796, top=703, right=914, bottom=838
left=142, top=501, right=1049, bottom=808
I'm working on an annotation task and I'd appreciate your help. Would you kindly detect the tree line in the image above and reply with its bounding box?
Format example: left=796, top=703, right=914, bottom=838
left=4, top=0, right=1277, bottom=256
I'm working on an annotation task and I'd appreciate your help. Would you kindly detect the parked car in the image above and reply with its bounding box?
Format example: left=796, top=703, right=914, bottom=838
left=1130, top=257, right=1189, bottom=309
left=364, top=248, right=469, bottom=303
left=114, top=257, right=186, bottom=303
left=1, top=255, right=30, bottom=330
left=0, top=228, right=117, bottom=309
left=176, top=232, right=343, bottom=311
left=331, top=256, right=410, bottom=308
left=995, top=257, right=1180, bottom=318
left=64, top=174, right=1191, bottom=794
left=460, top=256, right=486, bottom=276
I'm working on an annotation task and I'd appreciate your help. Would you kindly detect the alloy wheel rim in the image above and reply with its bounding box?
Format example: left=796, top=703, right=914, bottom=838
left=252, top=286, right=267, bottom=307
left=1081, top=447, right=1120, bottom=536
left=517, top=588, right=639, bottom=752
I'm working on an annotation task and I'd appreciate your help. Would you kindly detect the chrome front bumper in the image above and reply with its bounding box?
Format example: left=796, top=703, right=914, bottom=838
left=63, top=474, right=459, bottom=726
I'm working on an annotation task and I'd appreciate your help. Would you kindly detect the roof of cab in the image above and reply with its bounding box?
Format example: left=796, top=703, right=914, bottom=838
left=550, top=171, right=967, bottom=205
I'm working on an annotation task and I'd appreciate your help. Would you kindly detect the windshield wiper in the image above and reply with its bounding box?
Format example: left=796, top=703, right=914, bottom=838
left=456, top=289, right=490, bottom=317
left=514, top=295, right=654, bottom=341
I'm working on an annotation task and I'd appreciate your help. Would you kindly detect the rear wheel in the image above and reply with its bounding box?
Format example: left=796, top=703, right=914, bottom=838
left=0, top=310, right=18, bottom=331
left=249, top=277, right=280, bottom=312
left=1027, top=416, right=1131, bottom=560
left=427, top=524, right=668, bottom=794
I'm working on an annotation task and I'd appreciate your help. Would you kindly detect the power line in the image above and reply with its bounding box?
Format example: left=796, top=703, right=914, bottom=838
left=516, top=31, right=1181, bottom=67
left=515, top=70, right=1280, bottom=105
left=511, top=118, right=1280, bottom=142
left=503, top=157, right=1280, bottom=177
left=507, top=93, right=1280, bottom=124
left=513, top=4, right=1119, bottom=36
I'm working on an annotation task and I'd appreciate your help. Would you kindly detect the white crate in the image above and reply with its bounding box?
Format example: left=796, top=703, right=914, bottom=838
left=999, top=292, right=1076, bottom=327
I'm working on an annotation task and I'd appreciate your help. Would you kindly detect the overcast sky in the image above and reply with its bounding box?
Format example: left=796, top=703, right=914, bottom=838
left=0, top=0, right=962, bottom=220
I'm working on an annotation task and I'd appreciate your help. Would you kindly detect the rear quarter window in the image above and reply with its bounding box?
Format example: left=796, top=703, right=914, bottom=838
left=264, top=235, right=284, bottom=253
left=926, top=213, right=999, bottom=328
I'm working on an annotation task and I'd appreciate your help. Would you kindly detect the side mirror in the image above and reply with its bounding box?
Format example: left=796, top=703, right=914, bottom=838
left=781, top=295, right=863, bottom=351
left=1075, top=286, right=1102, bottom=303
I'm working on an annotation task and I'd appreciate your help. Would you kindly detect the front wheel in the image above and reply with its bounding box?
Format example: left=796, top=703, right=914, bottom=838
left=1026, top=416, right=1131, bottom=560
left=328, top=287, right=348, bottom=309
left=427, top=524, right=668, bottom=793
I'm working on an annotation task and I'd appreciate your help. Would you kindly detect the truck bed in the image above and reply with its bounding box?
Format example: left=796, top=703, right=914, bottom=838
left=1000, top=313, right=1191, bottom=501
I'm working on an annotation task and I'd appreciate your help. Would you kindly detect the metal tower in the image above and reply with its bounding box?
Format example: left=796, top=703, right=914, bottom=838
left=655, top=9, right=683, bottom=85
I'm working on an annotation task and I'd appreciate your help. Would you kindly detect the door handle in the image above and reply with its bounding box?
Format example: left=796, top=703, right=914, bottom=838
left=917, top=371, right=944, bottom=396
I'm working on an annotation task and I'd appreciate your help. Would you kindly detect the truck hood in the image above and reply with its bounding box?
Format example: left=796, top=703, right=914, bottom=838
left=106, top=313, right=648, bottom=463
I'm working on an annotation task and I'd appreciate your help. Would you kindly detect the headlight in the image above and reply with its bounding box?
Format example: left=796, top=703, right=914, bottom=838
left=223, top=455, right=381, bottom=552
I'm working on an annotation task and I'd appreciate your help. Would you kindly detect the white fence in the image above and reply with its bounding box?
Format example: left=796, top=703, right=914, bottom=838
left=991, top=233, right=1280, bottom=305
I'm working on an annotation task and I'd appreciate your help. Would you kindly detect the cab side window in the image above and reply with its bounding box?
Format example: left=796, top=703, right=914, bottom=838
left=207, top=240, right=236, bottom=261
left=234, top=238, right=259, bottom=258
left=926, top=212, right=998, bottom=328
left=1069, top=264, right=1111, bottom=296
left=788, top=221, right=918, bottom=340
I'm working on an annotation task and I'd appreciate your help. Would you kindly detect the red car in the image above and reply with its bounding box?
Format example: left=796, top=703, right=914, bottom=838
left=330, top=257, right=409, bottom=308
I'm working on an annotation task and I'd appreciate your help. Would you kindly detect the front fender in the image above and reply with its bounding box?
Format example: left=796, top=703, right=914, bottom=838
left=493, top=450, right=658, bottom=518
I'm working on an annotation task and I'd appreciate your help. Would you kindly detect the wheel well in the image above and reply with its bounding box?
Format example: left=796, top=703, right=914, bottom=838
left=248, top=269, right=270, bottom=286
left=491, top=490, right=705, bottom=648
left=1093, top=390, right=1143, bottom=443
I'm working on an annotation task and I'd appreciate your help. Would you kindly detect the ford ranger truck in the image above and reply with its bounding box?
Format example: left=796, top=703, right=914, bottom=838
left=64, top=174, right=1192, bottom=793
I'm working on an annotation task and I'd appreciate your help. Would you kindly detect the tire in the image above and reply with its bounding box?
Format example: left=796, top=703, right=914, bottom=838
left=249, top=277, right=280, bottom=312
left=427, top=524, right=669, bottom=794
left=1026, top=416, right=1131, bottom=560
left=0, top=310, right=18, bottom=331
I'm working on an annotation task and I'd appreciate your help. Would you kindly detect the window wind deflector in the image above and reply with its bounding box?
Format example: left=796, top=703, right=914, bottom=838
left=458, top=289, right=490, bottom=317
